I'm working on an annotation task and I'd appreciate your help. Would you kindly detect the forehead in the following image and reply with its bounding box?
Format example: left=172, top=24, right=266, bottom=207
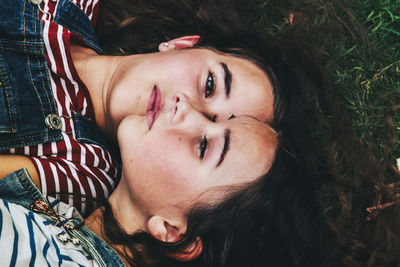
left=191, top=48, right=270, bottom=82
left=213, top=117, right=278, bottom=185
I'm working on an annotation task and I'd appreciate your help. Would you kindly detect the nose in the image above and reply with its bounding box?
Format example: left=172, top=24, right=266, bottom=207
left=171, top=93, right=210, bottom=126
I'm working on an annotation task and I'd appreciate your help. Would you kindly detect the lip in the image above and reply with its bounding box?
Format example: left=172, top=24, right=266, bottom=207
left=146, top=85, right=162, bottom=129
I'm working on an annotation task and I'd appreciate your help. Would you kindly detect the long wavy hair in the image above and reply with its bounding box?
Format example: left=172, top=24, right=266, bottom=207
left=95, top=0, right=333, bottom=266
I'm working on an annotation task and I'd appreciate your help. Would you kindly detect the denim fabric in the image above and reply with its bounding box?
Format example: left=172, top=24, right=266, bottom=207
left=0, top=168, right=46, bottom=208
left=0, top=168, right=125, bottom=266
left=0, top=0, right=60, bottom=148
left=54, top=0, right=103, bottom=54
left=0, top=0, right=109, bottom=151
left=73, top=111, right=121, bottom=161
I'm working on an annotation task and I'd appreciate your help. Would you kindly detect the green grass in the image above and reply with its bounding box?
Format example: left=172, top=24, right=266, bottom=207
left=247, top=0, right=400, bottom=213
left=263, top=0, right=398, bottom=168
left=339, top=0, right=400, bottom=160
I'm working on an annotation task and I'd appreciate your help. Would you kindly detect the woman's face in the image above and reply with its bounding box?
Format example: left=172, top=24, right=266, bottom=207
left=118, top=93, right=278, bottom=217
left=109, top=47, right=277, bottom=216
left=106, top=48, right=274, bottom=139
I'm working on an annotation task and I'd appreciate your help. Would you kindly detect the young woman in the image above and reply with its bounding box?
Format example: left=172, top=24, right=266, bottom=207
left=0, top=0, right=325, bottom=266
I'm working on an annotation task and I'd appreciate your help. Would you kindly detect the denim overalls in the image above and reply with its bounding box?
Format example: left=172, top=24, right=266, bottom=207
left=0, top=0, right=124, bottom=265
left=0, top=0, right=111, bottom=151
left=0, top=0, right=118, bottom=169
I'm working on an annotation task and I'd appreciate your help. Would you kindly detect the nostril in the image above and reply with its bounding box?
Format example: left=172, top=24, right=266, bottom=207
left=175, top=95, right=180, bottom=103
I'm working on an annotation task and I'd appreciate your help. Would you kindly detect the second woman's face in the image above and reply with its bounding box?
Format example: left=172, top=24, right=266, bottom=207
left=106, top=48, right=274, bottom=138
left=117, top=93, right=278, bottom=217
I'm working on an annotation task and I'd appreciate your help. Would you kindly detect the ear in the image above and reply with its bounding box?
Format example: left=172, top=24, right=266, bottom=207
left=158, top=35, right=200, bottom=52
left=147, top=215, right=203, bottom=261
left=147, top=215, right=183, bottom=243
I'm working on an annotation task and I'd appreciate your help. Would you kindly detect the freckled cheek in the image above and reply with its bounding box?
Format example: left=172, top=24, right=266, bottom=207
left=140, top=137, right=200, bottom=192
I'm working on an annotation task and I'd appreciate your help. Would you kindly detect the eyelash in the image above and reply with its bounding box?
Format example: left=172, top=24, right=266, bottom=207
left=199, top=136, right=208, bottom=159
left=204, top=71, right=216, bottom=98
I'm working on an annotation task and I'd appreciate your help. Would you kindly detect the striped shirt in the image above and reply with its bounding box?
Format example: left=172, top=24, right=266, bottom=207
left=0, top=169, right=124, bottom=267
left=0, top=197, right=99, bottom=267
left=1, top=0, right=120, bottom=216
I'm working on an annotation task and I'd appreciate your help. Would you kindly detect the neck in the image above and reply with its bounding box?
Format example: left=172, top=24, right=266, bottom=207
left=84, top=207, right=130, bottom=264
left=107, top=177, right=146, bottom=233
left=84, top=178, right=146, bottom=263
left=85, top=179, right=146, bottom=234
left=70, top=44, right=118, bottom=138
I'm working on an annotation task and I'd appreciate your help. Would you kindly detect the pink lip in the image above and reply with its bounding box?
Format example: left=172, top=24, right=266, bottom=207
left=146, top=85, right=162, bottom=129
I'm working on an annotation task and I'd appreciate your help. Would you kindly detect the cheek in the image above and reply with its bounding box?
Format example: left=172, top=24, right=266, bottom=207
left=165, top=69, right=194, bottom=93
left=157, top=57, right=200, bottom=94
left=125, top=134, right=202, bottom=198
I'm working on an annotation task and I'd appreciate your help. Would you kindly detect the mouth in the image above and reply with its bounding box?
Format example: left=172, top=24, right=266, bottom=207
left=146, top=85, right=162, bottom=130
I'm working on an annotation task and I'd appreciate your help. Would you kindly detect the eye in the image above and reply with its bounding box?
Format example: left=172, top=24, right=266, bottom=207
left=205, top=72, right=216, bottom=98
left=205, top=114, right=217, bottom=122
left=199, top=136, right=208, bottom=159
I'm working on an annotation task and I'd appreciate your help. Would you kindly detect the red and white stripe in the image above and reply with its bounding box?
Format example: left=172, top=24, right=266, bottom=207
left=1, top=0, right=118, bottom=216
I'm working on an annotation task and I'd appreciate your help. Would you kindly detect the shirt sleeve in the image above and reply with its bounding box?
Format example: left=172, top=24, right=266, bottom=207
left=30, top=143, right=120, bottom=217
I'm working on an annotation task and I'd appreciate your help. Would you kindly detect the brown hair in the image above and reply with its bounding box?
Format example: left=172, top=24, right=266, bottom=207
left=95, top=0, right=400, bottom=266
left=95, top=0, right=329, bottom=266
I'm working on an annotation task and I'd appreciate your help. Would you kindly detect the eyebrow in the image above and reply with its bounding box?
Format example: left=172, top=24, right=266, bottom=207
left=220, top=62, right=232, bottom=99
left=216, top=129, right=231, bottom=167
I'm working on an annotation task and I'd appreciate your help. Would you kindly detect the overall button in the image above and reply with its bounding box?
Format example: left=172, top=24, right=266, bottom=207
left=57, top=233, right=70, bottom=243
left=45, top=114, right=62, bottom=130
left=28, top=0, right=52, bottom=20
left=56, top=233, right=81, bottom=246
left=70, top=237, right=80, bottom=246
